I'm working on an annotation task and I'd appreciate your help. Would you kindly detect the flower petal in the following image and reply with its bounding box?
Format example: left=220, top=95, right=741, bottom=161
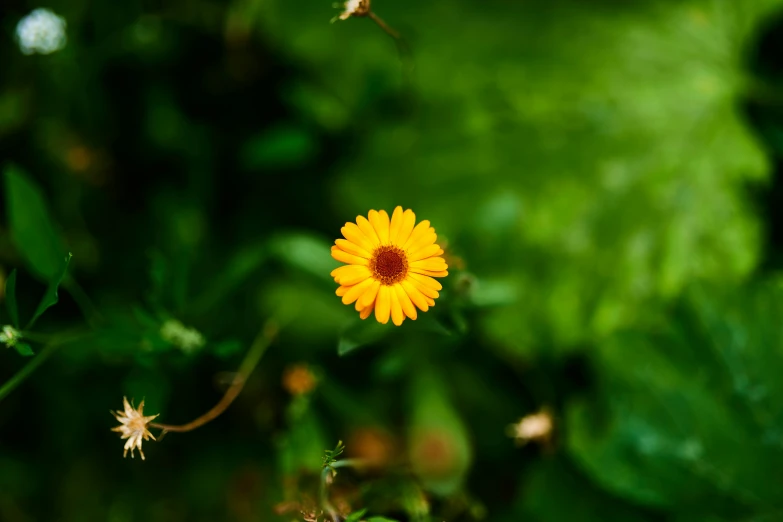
left=360, top=279, right=381, bottom=308
left=408, top=272, right=443, bottom=291
left=403, top=220, right=431, bottom=249
left=335, top=239, right=371, bottom=259
left=410, top=268, right=449, bottom=278
left=407, top=277, right=439, bottom=299
left=388, top=206, right=405, bottom=244
left=331, top=265, right=370, bottom=284
left=360, top=304, right=374, bottom=320
left=356, top=215, right=381, bottom=246
left=394, top=283, right=417, bottom=320
left=408, top=243, right=442, bottom=262
left=411, top=258, right=448, bottom=271
left=375, top=285, right=391, bottom=324
left=331, top=246, right=369, bottom=266
left=342, top=277, right=375, bottom=305
left=389, top=287, right=404, bottom=326
left=401, top=280, right=429, bottom=312
left=342, top=222, right=376, bottom=252
left=406, top=232, right=437, bottom=255
left=396, top=209, right=417, bottom=246
left=369, top=210, right=390, bottom=244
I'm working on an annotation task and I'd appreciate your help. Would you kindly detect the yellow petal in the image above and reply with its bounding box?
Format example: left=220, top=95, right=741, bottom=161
left=333, top=265, right=371, bottom=286
left=336, top=286, right=349, bottom=296
left=356, top=215, right=381, bottom=246
left=410, top=268, right=449, bottom=278
left=335, top=239, right=371, bottom=259
left=369, top=209, right=390, bottom=244
left=342, top=277, right=375, bottom=305
left=360, top=279, right=381, bottom=308
left=389, top=287, right=404, bottom=326
left=411, top=258, right=448, bottom=271
left=375, top=285, right=391, bottom=324
left=406, top=232, right=437, bottom=255
left=396, top=209, right=417, bottom=246
left=360, top=305, right=374, bottom=320
left=342, top=223, right=376, bottom=252
left=408, top=272, right=443, bottom=291
left=403, top=220, right=431, bottom=249
left=408, top=277, right=439, bottom=299
left=401, top=280, right=429, bottom=312
left=408, top=243, right=442, bottom=262
left=331, top=246, right=369, bottom=266
left=388, top=206, right=404, bottom=244
left=425, top=296, right=435, bottom=307
left=395, top=283, right=417, bottom=320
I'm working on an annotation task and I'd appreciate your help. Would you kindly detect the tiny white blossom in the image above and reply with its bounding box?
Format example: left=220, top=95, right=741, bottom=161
left=0, top=325, right=22, bottom=347
left=16, top=8, right=67, bottom=55
left=160, top=319, right=205, bottom=353
left=508, top=410, right=553, bottom=445
left=334, top=0, right=370, bottom=21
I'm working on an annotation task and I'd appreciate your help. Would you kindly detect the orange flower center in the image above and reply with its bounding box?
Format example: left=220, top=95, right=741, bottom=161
left=370, top=245, right=408, bottom=285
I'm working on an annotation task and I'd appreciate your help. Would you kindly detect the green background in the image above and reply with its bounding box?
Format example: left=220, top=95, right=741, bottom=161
left=3, top=0, right=783, bottom=520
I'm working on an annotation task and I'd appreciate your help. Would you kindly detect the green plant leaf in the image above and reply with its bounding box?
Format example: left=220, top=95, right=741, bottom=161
left=13, top=343, right=33, bottom=357
left=344, top=509, right=367, bottom=522
left=26, top=253, right=72, bottom=330
left=4, top=165, right=66, bottom=281
left=337, top=318, right=388, bottom=356
left=5, top=269, right=19, bottom=328
left=567, top=280, right=783, bottom=518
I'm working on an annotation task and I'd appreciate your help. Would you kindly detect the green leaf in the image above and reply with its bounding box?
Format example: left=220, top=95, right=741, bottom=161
left=338, top=318, right=388, bottom=356
left=13, top=343, right=34, bottom=357
left=4, top=165, right=66, bottom=280
left=269, top=232, right=336, bottom=281
left=5, top=269, right=19, bottom=328
left=567, top=280, right=783, bottom=518
left=344, top=509, right=367, bottom=522
left=26, top=253, right=72, bottom=330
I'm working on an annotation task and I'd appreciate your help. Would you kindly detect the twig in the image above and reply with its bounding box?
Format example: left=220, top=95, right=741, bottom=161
left=150, top=320, right=277, bottom=434
left=368, top=11, right=399, bottom=39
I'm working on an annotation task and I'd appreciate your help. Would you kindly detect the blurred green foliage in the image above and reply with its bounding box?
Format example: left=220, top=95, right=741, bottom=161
left=3, top=0, right=783, bottom=521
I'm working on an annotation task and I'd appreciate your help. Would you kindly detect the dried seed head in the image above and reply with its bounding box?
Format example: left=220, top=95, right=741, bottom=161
left=111, top=397, right=159, bottom=460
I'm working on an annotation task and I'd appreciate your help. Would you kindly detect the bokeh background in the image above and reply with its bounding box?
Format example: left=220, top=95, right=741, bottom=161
left=3, top=0, right=783, bottom=520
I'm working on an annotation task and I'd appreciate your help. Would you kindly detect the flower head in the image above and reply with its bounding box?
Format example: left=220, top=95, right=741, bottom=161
left=0, top=326, right=22, bottom=348
left=111, top=397, right=159, bottom=460
left=16, top=8, right=67, bottom=55
left=282, top=364, right=317, bottom=396
left=334, top=0, right=371, bottom=21
left=331, top=207, right=448, bottom=325
left=508, top=410, right=553, bottom=446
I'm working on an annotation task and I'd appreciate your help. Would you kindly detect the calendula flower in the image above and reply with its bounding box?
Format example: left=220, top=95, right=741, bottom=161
left=331, top=207, right=448, bottom=325
left=334, top=0, right=371, bottom=21
left=111, top=397, right=159, bottom=460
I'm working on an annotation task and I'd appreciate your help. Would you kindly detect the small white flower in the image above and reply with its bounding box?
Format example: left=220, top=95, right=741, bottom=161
left=111, top=397, right=159, bottom=460
left=0, top=325, right=21, bottom=347
left=16, top=8, right=67, bottom=55
left=334, top=0, right=370, bottom=21
left=160, top=319, right=205, bottom=353
left=508, top=410, right=553, bottom=445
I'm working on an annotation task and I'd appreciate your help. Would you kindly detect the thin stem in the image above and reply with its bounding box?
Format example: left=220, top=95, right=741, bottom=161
left=150, top=320, right=278, bottom=434
left=320, top=459, right=369, bottom=522
left=0, top=330, right=89, bottom=402
left=368, top=11, right=399, bottom=39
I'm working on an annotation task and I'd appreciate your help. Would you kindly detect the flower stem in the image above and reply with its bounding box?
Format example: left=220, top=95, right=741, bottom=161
left=320, top=459, right=368, bottom=522
left=150, top=320, right=278, bottom=434
left=0, top=330, right=89, bottom=402
left=368, top=11, right=399, bottom=39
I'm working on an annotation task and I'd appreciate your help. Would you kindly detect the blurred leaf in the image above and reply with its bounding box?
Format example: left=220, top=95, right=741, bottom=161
left=408, top=368, right=472, bottom=496
left=5, top=269, right=19, bottom=328
left=4, top=165, right=66, bottom=280
left=567, top=280, right=783, bottom=518
left=27, top=253, right=72, bottom=330
left=240, top=123, right=317, bottom=170
left=270, top=232, right=336, bottom=281
left=337, top=317, right=389, bottom=356
left=518, top=457, right=659, bottom=522
left=14, top=342, right=34, bottom=357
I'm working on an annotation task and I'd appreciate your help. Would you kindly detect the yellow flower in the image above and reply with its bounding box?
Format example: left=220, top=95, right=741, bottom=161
left=111, top=397, right=159, bottom=460
left=331, top=207, right=448, bottom=325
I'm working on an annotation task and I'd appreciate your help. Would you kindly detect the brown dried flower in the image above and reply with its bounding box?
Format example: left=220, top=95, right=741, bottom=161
left=336, top=0, right=371, bottom=21
left=111, top=397, right=159, bottom=460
